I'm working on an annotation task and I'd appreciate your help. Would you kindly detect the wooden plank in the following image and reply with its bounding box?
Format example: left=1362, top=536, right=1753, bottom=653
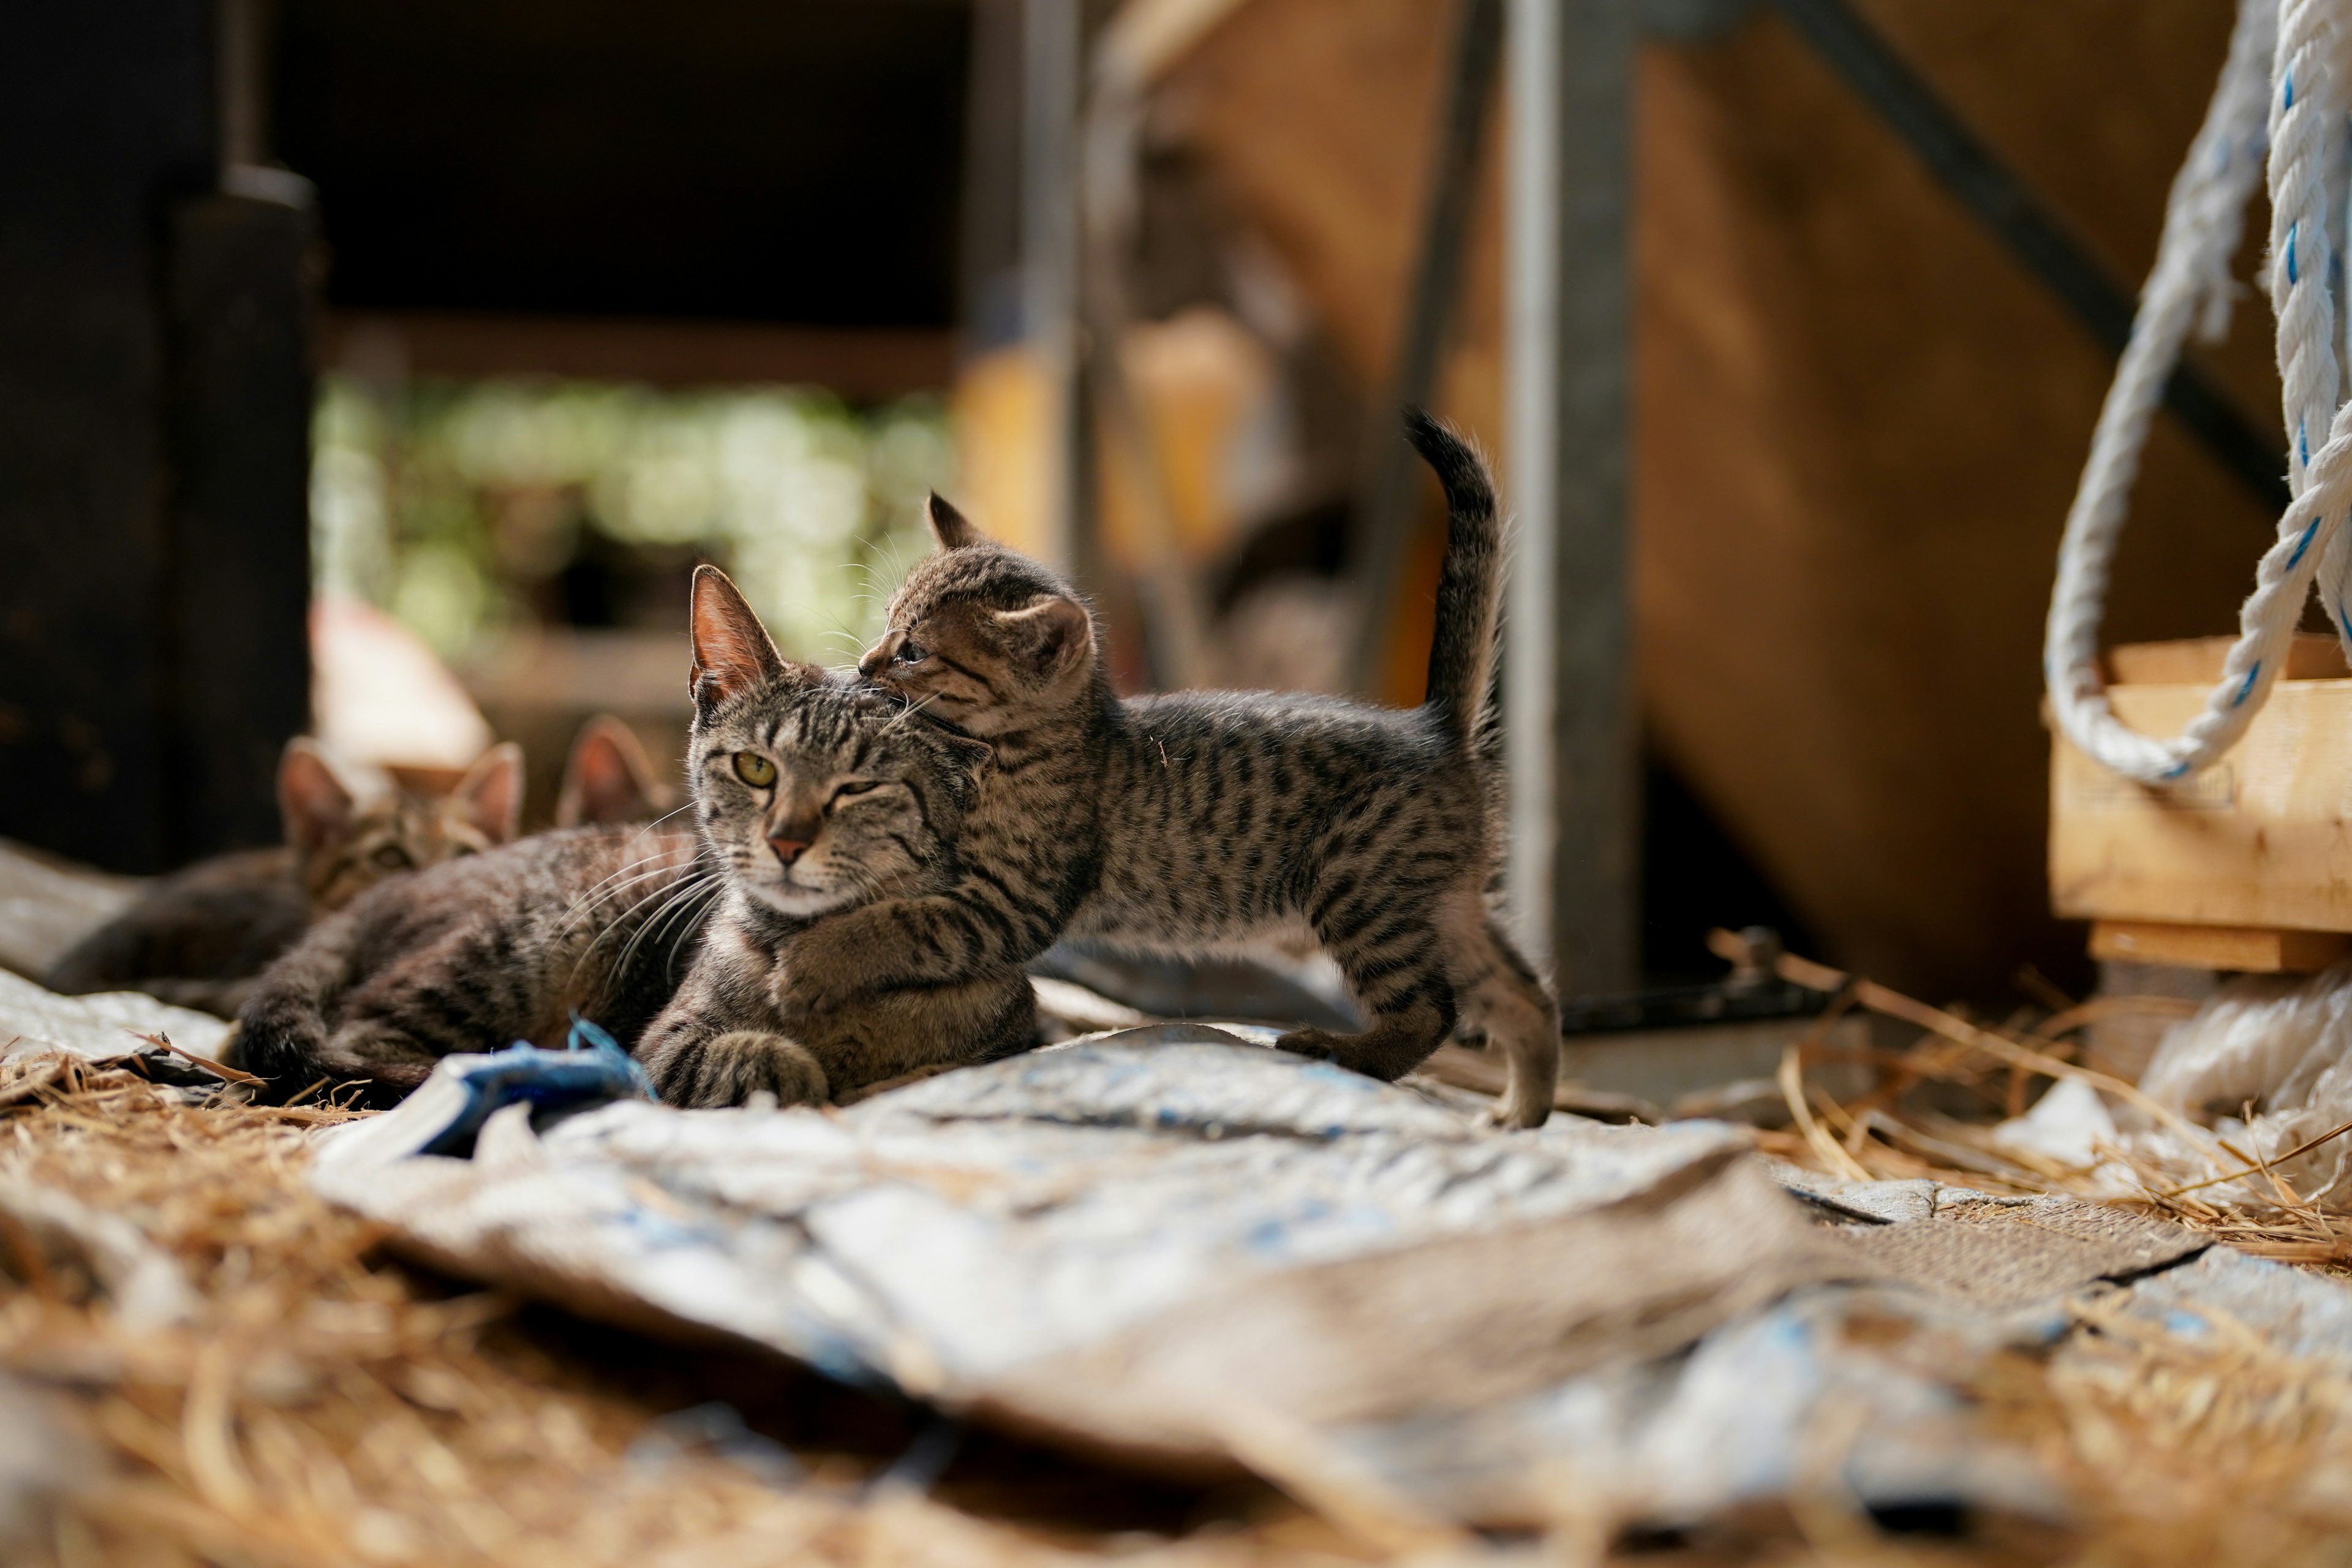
left=162, top=191, right=316, bottom=862
left=2089, top=919, right=2352, bottom=974
left=2107, top=633, right=2348, bottom=686
left=2050, top=677, right=2352, bottom=932
left=0, top=0, right=216, bottom=873
left=320, top=312, right=954, bottom=399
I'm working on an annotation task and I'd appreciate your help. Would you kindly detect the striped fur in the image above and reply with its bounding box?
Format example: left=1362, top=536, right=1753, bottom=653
left=842, top=410, right=1560, bottom=1126
left=236, top=614, right=1019, bottom=1108
left=633, top=568, right=1035, bottom=1107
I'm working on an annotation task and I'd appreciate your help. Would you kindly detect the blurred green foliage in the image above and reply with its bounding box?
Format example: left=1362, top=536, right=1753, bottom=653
left=312, top=376, right=956, bottom=663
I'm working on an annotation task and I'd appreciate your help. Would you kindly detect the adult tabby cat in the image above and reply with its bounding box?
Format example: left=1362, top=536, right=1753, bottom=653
left=238, top=571, right=1028, bottom=1108
left=46, top=739, right=523, bottom=1017
left=820, top=409, right=1558, bottom=1126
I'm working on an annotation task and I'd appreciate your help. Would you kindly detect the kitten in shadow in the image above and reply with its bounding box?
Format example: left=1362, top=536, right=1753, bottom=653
left=45, top=739, right=522, bottom=1016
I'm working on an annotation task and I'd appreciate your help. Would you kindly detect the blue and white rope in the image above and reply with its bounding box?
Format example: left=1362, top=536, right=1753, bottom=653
left=2044, top=0, right=2352, bottom=782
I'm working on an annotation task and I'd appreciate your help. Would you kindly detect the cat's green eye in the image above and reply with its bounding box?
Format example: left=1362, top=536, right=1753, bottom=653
left=733, top=752, right=777, bottom=788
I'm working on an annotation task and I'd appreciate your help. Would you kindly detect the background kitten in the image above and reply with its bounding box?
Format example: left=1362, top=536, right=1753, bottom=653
left=556, top=715, right=673, bottom=828
left=236, top=821, right=706, bottom=1104
left=45, top=738, right=523, bottom=1016
left=236, top=575, right=1023, bottom=1109
left=633, top=567, right=1035, bottom=1108
left=843, top=411, right=1559, bottom=1127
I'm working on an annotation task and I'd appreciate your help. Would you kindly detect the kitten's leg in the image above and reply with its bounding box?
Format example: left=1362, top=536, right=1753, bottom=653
left=1439, top=900, right=1560, bottom=1129
left=784, top=965, right=1035, bottom=1099
left=312, top=1021, right=445, bottom=1108
left=773, top=892, right=1048, bottom=1018
left=1280, top=876, right=1458, bottom=1084
left=636, top=965, right=829, bottom=1109
left=663, top=1031, right=828, bottom=1109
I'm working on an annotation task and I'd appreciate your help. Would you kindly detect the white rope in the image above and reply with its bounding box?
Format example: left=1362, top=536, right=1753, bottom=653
left=2041, top=0, right=2352, bottom=783
left=2286, top=2, right=2352, bottom=646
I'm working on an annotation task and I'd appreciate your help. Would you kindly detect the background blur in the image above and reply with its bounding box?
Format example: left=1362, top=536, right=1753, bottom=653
left=0, top=0, right=2287, bottom=1005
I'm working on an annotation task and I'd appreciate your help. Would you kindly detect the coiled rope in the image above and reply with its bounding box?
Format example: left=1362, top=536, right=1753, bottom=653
left=2043, top=0, right=2352, bottom=782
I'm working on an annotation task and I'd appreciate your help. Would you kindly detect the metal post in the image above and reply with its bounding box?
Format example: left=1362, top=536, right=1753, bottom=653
left=1505, top=0, right=1638, bottom=990
left=1021, top=0, right=1085, bottom=576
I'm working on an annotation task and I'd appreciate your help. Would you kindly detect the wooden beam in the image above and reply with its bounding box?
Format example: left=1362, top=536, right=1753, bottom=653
left=320, top=312, right=954, bottom=398
left=2089, top=920, right=2352, bottom=975
left=162, top=188, right=316, bottom=861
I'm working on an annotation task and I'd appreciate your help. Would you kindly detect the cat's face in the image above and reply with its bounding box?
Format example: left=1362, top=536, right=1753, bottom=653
left=281, top=740, right=524, bottom=910
left=689, top=567, right=981, bottom=919
left=859, top=496, right=1096, bottom=737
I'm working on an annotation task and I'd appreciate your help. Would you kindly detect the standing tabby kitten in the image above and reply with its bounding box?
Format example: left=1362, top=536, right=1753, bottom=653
left=237, top=573, right=1020, bottom=1108
left=45, top=739, right=523, bottom=1017
left=822, top=410, right=1559, bottom=1126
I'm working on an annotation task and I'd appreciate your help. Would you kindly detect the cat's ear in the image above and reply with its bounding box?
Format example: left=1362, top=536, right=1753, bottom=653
left=558, top=715, right=663, bottom=827
left=927, top=494, right=984, bottom=551
left=278, top=738, right=356, bottom=855
left=690, top=565, right=788, bottom=709
left=453, top=742, right=526, bottom=845
left=993, top=595, right=1092, bottom=681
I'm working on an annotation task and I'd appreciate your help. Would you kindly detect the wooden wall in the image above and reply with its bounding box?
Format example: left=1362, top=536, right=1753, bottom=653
left=1167, top=0, right=2283, bottom=997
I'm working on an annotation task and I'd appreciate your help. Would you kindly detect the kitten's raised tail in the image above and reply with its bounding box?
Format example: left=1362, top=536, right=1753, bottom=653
left=1405, top=407, right=1501, bottom=753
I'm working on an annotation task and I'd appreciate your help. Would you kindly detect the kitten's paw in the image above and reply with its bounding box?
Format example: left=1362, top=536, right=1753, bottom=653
left=1272, top=1027, right=1341, bottom=1062
left=662, top=1031, right=829, bottom=1109
left=1481, top=1096, right=1552, bottom=1132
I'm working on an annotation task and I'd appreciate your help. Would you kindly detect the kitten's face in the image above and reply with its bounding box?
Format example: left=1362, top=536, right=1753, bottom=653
left=282, top=741, right=524, bottom=910
left=859, top=497, right=1096, bottom=737
left=689, top=567, right=981, bottom=919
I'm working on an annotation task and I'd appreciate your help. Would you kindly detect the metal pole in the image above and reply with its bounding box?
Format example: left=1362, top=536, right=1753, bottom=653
left=1505, top=0, right=1638, bottom=990
left=1022, top=0, right=1085, bottom=576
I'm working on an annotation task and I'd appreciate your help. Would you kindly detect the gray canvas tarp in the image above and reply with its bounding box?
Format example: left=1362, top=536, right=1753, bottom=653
left=305, top=1023, right=2255, bottom=1532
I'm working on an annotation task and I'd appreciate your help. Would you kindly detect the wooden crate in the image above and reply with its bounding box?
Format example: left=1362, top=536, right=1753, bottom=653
left=2051, top=636, right=2352, bottom=970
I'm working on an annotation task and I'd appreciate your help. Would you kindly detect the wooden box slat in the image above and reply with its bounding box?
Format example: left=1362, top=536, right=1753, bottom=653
left=2051, top=639, right=2352, bottom=938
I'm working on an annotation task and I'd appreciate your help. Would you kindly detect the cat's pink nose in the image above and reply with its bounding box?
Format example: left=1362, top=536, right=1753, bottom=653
left=768, top=835, right=811, bottom=865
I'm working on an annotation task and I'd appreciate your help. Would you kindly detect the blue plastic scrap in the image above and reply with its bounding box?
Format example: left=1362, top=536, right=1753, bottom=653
left=417, top=1016, right=657, bottom=1158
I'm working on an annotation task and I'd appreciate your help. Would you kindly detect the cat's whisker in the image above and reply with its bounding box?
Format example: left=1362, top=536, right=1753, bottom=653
left=570, top=867, right=714, bottom=986
left=613, top=872, right=722, bottom=981
left=658, top=882, right=727, bottom=982
left=558, top=858, right=692, bottom=931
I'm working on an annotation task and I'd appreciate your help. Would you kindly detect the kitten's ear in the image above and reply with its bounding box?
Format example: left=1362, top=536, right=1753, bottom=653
left=278, top=738, right=356, bottom=855
left=690, top=565, right=786, bottom=709
left=927, top=494, right=984, bottom=551
left=452, top=742, right=526, bottom=845
left=993, top=595, right=1093, bottom=680
left=558, top=715, right=663, bottom=827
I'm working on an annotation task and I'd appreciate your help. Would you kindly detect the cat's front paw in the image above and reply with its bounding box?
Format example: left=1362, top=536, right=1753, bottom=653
left=658, top=1031, right=828, bottom=1109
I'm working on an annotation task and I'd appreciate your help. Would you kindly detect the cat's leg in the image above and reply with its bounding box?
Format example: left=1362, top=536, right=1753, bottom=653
left=311, top=1020, right=445, bottom=1107
left=1280, top=869, right=1458, bottom=1083
left=635, top=962, right=829, bottom=1109
left=784, top=965, right=1036, bottom=1099
left=772, top=889, right=1052, bottom=1019
left=1438, top=898, right=1560, bottom=1129
left=660, top=1031, right=828, bottom=1109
